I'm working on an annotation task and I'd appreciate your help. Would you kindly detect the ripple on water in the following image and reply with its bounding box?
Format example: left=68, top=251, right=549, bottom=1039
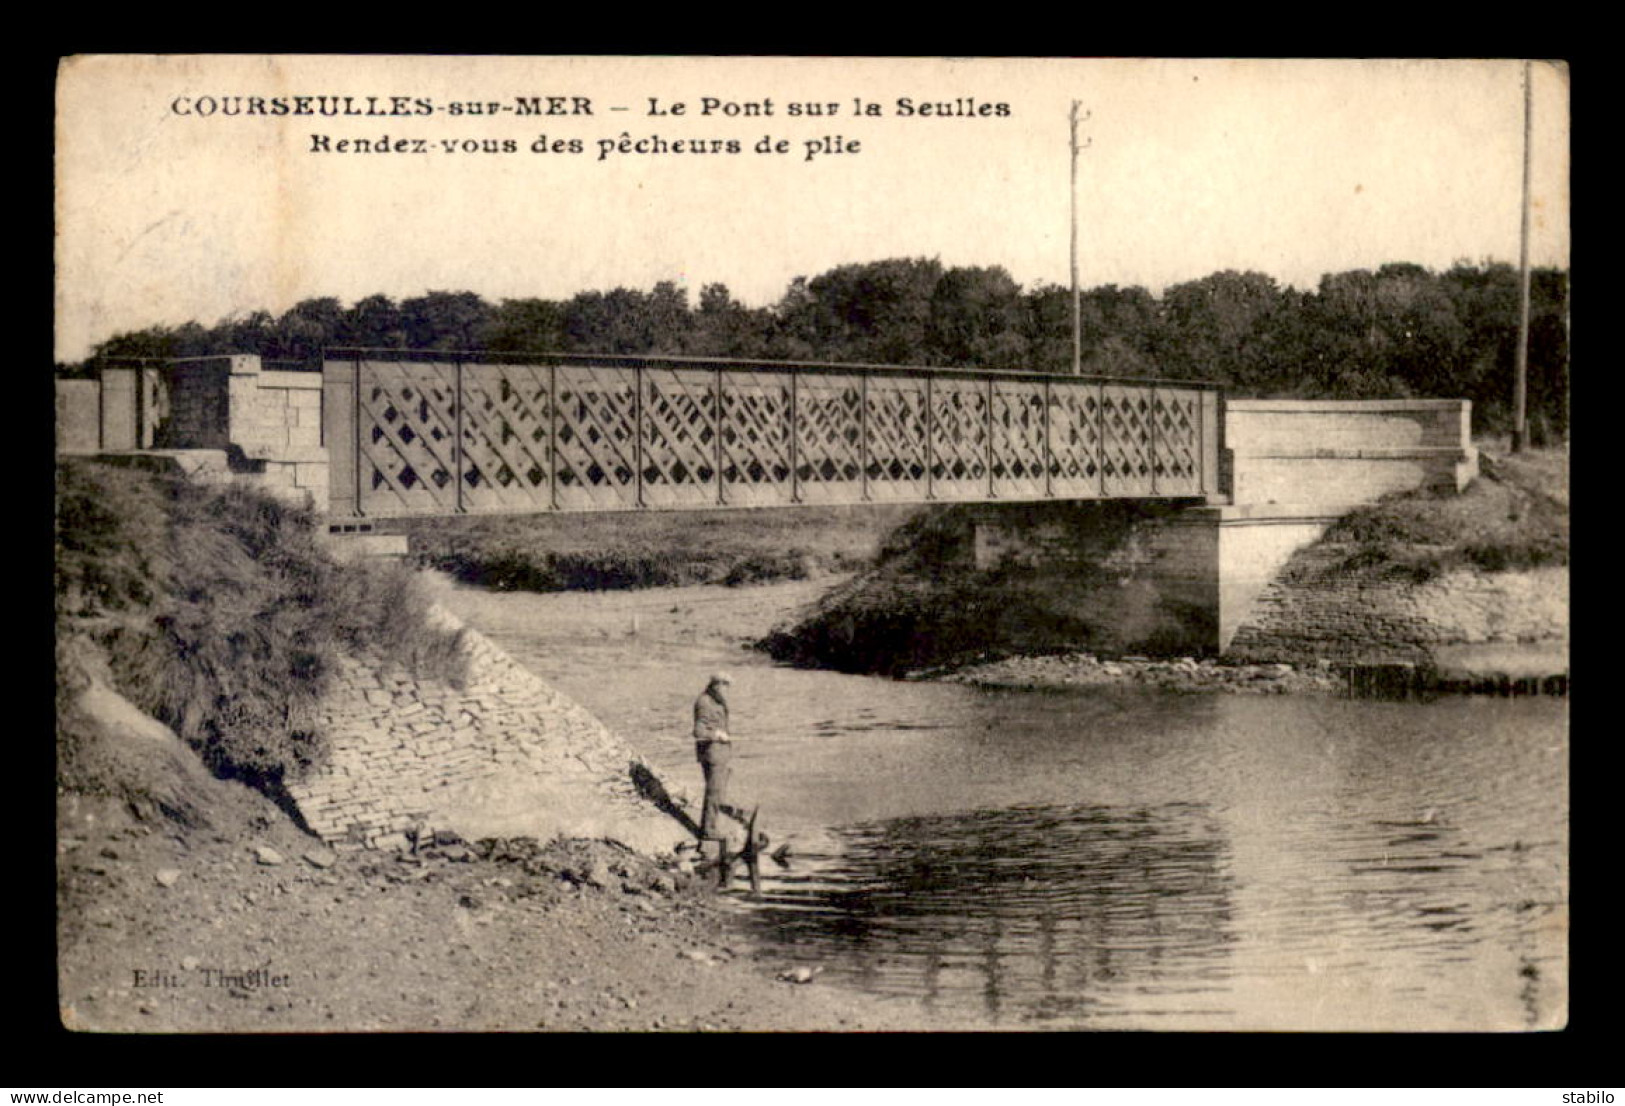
left=733, top=691, right=1565, bottom=1031
left=439, top=582, right=1567, bottom=1031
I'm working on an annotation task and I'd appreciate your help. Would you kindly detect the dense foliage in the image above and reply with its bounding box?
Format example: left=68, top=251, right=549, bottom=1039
left=68, top=257, right=1568, bottom=438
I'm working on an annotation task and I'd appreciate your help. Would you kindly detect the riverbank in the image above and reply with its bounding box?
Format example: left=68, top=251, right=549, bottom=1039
left=56, top=439, right=1567, bottom=1032
left=57, top=586, right=973, bottom=1034
left=1223, top=444, right=1567, bottom=671
left=58, top=787, right=972, bottom=1032
left=757, top=442, right=1569, bottom=682
left=931, top=643, right=1569, bottom=697
left=54, top=463, right=968, bottom=1032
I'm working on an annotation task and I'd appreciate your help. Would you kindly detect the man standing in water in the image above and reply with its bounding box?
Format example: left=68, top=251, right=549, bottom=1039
left=693, top=672, right=733, bottom=846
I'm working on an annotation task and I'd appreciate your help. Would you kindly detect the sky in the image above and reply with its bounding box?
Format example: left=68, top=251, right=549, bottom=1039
left=54, top=56, right=1570, bottom=364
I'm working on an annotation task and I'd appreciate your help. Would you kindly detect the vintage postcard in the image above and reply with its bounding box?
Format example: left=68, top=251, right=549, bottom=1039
left=54, top=55, right=1569, bottom=1034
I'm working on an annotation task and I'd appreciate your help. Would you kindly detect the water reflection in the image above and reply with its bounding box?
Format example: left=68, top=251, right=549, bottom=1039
left=747, top=801, right=1238, bottom=1026
left=739, top=703, right=1567, bottom=1033
left=438, top=581, right=1567, bottom=1031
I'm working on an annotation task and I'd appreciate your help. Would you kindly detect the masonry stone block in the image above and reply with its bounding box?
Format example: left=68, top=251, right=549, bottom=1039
left=1225, top=399, right=1476, bottom=512
left=56, top=380, right=104, bottom=453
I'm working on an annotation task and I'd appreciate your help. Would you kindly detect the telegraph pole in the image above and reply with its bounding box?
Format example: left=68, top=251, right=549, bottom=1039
left=1070, top=101, right=1084, bottom=376
left=1512, top=60, right=1533, bottom=453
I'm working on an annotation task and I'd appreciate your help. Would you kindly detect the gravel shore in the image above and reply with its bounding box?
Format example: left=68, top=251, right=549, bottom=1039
left=57, top=787, right=972, bottom=1033
left=930, top=652, right=1345, bottom=695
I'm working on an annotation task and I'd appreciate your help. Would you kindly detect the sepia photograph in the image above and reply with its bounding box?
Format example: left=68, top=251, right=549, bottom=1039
left=53, top=55, right=1569, bottom=1034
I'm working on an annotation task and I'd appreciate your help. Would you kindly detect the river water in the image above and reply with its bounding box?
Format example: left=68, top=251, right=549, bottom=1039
left=435, top=577, right=1569, bottom=1032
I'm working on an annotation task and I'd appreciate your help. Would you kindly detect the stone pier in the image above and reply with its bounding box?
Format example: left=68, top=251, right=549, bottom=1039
left=967, top=398, right=1480, bottom=653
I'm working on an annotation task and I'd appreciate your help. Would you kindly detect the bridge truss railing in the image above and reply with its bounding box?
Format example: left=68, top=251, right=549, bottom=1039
left=323, top=349, right=1223, bottom=518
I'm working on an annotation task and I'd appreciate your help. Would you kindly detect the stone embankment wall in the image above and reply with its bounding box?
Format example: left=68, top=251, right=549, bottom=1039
left=1209, top=399, right=1481, bottom=649
left=1227, top=544, right=1568, bottom=665
left=286, top=605, right=680, bottom=854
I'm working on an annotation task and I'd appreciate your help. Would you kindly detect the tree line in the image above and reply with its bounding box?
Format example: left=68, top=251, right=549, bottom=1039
left=66, top=256, right=1568, bottom=438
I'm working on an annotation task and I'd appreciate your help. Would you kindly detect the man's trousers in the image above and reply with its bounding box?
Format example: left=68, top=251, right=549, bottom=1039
left=696, top=740, right=733, bottom=840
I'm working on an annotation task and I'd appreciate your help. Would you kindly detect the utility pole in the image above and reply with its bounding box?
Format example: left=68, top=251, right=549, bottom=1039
left=1512, top=60, right=1534, bottom=453
left=1070, top=101, right=1086, bottom=376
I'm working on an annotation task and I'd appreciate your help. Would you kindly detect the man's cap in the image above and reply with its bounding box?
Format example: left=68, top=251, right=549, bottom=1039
left=709, top=671, right=733, bottom=686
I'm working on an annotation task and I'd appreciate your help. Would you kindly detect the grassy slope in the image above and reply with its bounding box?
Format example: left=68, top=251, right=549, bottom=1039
left=55, top=459, right=466, bottom=793
left=1321, top=441, right=1568, bottom=581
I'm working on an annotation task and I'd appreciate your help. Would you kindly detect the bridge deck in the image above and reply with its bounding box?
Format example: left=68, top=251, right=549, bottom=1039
left=323, top=350, right=1223, bottom=519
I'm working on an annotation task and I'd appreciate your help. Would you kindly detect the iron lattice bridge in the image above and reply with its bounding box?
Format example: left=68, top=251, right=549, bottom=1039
left=322, top=350, right=1224, bottom=519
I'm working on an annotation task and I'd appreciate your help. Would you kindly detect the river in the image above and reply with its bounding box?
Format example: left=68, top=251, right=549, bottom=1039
left=432, top=575, right=1569, bottom=1032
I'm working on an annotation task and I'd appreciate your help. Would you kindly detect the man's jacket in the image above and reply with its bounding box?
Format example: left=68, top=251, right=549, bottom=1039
left=693, top=689, right=730, bottom=743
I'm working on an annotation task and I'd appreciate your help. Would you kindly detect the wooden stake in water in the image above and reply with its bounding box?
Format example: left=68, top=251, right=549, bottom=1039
left=744, top=806, right=762, bottom=895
